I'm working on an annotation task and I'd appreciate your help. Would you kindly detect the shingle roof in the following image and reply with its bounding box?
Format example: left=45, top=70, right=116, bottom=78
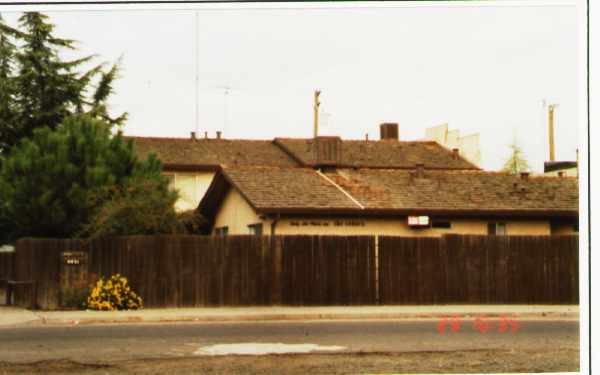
left=126, top=136, right=298, bottom=169
left=205, top=166, right=577, bottom=217
left=274, top=138, right=479, bottom=170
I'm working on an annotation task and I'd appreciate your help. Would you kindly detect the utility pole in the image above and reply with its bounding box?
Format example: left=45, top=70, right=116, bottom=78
left=194, top=11, right=199, bottom=134
left=547, top=103, right=558, bottom=162
left=313, top=90, right=321, bottom=138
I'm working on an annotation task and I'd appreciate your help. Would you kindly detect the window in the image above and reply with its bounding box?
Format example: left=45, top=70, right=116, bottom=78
left=214, top=226, right=228, bottom=236
left=488, top=222, right=506, bottom=235
left=248, top=223, right=263, bottom=236
left=431, top=220, right=451, bottom=229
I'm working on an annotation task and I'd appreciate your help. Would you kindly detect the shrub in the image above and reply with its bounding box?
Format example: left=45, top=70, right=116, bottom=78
left=86, top=274, right=143, bottom=311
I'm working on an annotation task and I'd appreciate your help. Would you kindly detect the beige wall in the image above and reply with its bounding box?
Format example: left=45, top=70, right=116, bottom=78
left=213, top=189, right=262, bottom=235
left=210, top=191, right=554, bottom=236
left=164, top=171, right=215, bottom=212
left=273, top=218, right=550, bottom=236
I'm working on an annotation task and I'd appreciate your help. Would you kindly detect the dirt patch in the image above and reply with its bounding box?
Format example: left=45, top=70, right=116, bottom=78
left=0, top=348, right=579, bottom=374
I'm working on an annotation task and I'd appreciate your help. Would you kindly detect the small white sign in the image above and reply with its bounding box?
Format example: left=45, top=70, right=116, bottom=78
left=408, top=216, right=430, bottom=227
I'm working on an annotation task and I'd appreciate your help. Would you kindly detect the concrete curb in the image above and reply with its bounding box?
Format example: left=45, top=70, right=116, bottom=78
left=34, top=311, right=580, bottom=326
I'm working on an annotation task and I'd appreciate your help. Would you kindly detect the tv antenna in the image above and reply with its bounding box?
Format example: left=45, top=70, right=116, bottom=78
left=210, top=84, right=240, bottom=135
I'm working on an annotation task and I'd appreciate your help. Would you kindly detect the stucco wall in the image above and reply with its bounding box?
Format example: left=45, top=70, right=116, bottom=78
left=210, top=187, right=560, bottom=236
left=164, top=171, right=215, bottom=212
left=213, top=189, right=262, bottom=235
left=273, top=218, right=550, bottom=236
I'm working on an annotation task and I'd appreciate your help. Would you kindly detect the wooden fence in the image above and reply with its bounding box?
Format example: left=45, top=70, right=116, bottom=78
left=13, top=234, right=578, bottom=309
left=0, top=251, right=14, bottom=280
left=378, top=235, right=579, bottom=305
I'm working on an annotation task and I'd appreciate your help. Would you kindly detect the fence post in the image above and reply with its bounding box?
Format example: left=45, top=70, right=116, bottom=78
left=375, top=235, right=380, bottom=305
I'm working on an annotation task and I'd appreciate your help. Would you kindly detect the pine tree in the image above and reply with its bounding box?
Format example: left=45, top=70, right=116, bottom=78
left=0, top=13, right=17, bottom=154
left=0, top=115, right=174, bottom=240
left=502, top=138, right=530, bottom=174
left=0, top=12, right=127, bottom=154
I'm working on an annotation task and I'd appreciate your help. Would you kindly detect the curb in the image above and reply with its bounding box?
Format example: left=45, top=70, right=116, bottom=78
left=35, top=311, right=580, bottom=326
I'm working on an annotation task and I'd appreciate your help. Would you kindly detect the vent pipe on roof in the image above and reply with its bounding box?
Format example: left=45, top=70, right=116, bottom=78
left=558, top=171, right=565, bottom=178
left=380, top=123, right=399, bottom=141
left=204, top=131, right=208, bottom=139
left=190, top=131, right=197, bottom=141
left=216, top=131, right=222, bottom=139
left=452, top=148, right=459, bottom=160
left=415, top=163, right=425, bottom=178
left=365, top=133, right=369, bottom=142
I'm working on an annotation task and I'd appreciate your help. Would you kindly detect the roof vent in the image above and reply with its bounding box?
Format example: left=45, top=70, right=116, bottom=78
left=520, top=172, right=530, bottom=180
left=190, top=131, right=197, bottom=141
left=314, top=136, right=342, bottom=167
left=380, top=123, right=399, bottom=141
left=415, top=163, right=425, bottom=178
left=204, top=131, right=208, bottom=139
left=452, top=148, right=459, bottom=160
left=558, top=171, right=565, bottom=178
left=216, top=131, right=222, bottom=139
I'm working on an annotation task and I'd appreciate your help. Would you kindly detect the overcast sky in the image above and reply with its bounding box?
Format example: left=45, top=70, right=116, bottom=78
left=1, top=1, right=583, bottom=172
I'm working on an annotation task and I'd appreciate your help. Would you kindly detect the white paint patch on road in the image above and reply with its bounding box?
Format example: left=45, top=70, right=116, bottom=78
left=194, top=343, right=346, bottom=356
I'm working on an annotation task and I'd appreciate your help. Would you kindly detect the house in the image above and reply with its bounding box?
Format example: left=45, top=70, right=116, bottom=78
left=126, top=132, right=298, bottom=211
left=544, top=161, right=578, bottom=178
left=197, top=165, right=578, bottom=236
left=127, top=123, right=479, bottom=212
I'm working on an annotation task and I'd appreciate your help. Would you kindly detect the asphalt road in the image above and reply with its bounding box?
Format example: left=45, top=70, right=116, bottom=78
left=0, top=319, right=579, bottom=363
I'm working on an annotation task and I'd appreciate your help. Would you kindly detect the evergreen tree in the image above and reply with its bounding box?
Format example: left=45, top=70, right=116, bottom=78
left=0, top=13, right=17, bottom=154
left=502, top=138, right=530, bottom=174
left=0, top=12, right=126, bottom=154
left=0, top=115, right=172, bottom=240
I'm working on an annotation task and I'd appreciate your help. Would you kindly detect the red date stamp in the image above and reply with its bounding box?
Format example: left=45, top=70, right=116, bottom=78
left=436, top=315, right=520, bottom=334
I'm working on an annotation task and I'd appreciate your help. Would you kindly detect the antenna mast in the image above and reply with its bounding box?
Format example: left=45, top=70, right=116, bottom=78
left=547, top=103, right=558, bottom=161
left=194, top=11, right=199, bottom=134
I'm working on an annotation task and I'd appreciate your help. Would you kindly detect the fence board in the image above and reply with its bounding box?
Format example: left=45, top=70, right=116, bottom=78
left=13, top=234, right=579, bottom=309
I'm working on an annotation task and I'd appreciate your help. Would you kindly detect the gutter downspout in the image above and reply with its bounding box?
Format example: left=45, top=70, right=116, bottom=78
left=270, top=213, right=280, bottom=236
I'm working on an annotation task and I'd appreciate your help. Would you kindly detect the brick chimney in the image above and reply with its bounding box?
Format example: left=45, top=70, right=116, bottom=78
left=314, top=136, right=342, bottom=167
left=380, top=123, right=399, bottom=141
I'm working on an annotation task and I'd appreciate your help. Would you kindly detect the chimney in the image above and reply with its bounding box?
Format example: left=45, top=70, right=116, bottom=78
left=216, top=131, right=222, bottom=139
left=520, top=172, right=530, bottom=180
left=558, top=171, right=565, bottom=178
left=314, top=136, right=342, bottom=167
left=204, top=131, right=208, bottom=139
left=190, top=131, right=196, bottom=141
left=415, top=163, right=425, bottom=178
left=365, top=133, right=369, bottom=142
left=452, top=148, right=459, bottom=160
left=380, top=123, right=399, bottom=141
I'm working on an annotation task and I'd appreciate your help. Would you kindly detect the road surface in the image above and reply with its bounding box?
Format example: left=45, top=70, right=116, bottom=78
left=0, top=320, right=580, bottom=373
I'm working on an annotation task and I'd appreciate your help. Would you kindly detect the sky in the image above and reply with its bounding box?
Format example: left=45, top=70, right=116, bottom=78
left=0, top=1, right=583, bottom=172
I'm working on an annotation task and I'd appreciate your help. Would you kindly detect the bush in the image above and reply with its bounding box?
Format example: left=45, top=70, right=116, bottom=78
left=86, top=274, right=143, bottom=311
left=82, top=173, right=180, bottom=238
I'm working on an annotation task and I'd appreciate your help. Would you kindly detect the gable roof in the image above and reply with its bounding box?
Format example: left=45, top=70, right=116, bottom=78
left=126, top=136, right=299, bottom=171
left=199, top=166, right=578, bottom=221
left=274, top=138, right=480, bottom=170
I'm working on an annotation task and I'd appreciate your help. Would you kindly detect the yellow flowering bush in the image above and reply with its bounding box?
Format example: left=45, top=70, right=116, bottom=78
left=86, top=274, right=143, bottom=311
